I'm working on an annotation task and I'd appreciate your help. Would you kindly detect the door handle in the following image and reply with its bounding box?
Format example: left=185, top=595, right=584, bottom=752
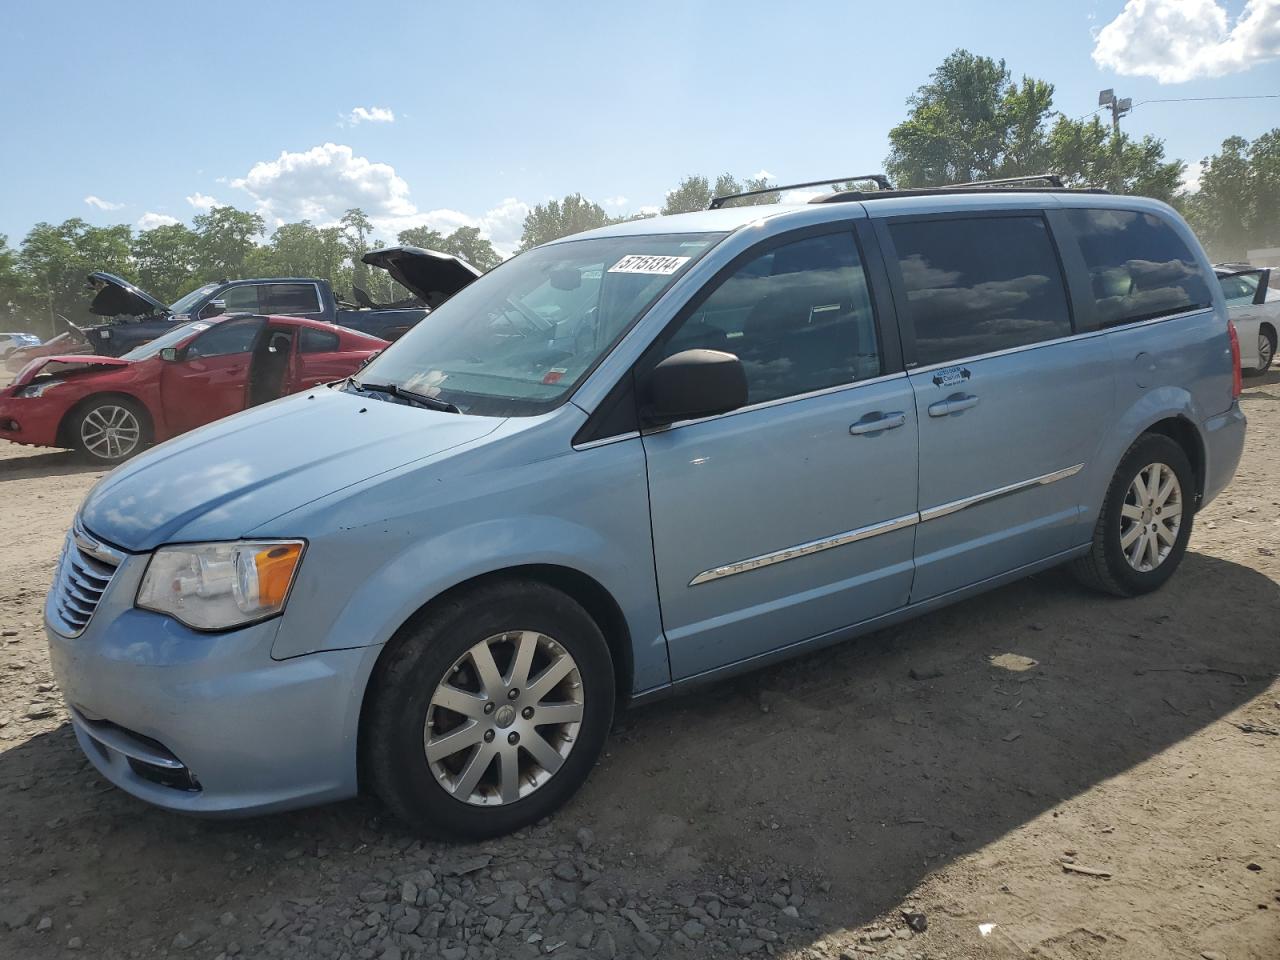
left=849, top=411, right=907, bottom=435
left=928, top=394, right=980, bottom=417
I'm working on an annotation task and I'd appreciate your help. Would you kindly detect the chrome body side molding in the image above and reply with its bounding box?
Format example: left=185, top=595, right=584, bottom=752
left=689, top=463, right=1085, bottom=586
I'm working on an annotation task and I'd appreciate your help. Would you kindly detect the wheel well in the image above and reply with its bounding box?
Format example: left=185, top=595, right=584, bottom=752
left=1143, top=416, right=1205, bottom=504
left=56, top=392, right=153, bottom=448
left=355, top=564, right=636, bottom=792
left=1261, top=322, right=1277, bottom=346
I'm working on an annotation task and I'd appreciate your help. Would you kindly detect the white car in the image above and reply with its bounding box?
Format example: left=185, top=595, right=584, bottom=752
left=1216, top=265, right=1277, bottom=374
left=0, top=332, right=42, bottom=363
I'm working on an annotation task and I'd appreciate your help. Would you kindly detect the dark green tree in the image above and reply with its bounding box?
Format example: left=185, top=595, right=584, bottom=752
left=17, top=218, right=132, bottom=329
left=396, top=225, right=448, bottom=250
left=660, top=173, right=778, bottom=214
left=192, top=206, right=265, bottom=279
left=518, top=194, right=612, bottom=251
left=440, top=226, right=501, bottom=271
left=1184, top=129, right=1280, bottom=260
left=131, top=223, right=200, bottom=303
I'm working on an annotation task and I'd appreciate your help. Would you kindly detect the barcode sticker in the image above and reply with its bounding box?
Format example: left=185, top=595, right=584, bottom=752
left=608, top=254, right=691, bottom=275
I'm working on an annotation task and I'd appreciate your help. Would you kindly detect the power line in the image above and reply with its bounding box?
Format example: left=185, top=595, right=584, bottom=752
left=1069, top=93, right=1279, bottom=124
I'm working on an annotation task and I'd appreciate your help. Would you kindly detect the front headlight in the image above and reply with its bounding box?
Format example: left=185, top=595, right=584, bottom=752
left=136, top=540, right=305, bottom=630
left=14, top=378, right=64, bottom=398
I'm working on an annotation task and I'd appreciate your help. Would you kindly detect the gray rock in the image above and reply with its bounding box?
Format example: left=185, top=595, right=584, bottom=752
left=360, top=887, right=389, bottom=904
left=440, top=947, right=467, bottom=960
left=219, top=912, right=237, bottom=927
left=171, top=931, right=197, bottom=950
left=393, top=908, right=420, bottom=934
left=380, top=945, right=402, bottom=960
left=483, top=917, right=503, bottom=940
left=36, top=916, right=52, bottom=933
left=681, top=920, right=706, bottom=939
left=781, top=905, right=800, bottom=921
left=575, top=827, right=594, bottom=852
left=636, top=930, right=662, bottom=955
left=620, top=908, right=648, bottom=933
left=67, top=937, right=83, bottom=950
left=485, top=895, right=515, bottom=920
left=736, top=938, right=765, bottom=954
left=400, top=881, right=418, bottom=904
left=552, top=861, right=578, bottom=882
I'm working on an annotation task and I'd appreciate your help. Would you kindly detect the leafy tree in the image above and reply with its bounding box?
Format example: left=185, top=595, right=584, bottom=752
left=885, top=50, right=1055, bottom=186
left=131, top=223, right=200, bottom=303
left=17, top=218, right=132, bottom=330
left=661, top=173, right=777, bottom=215
left=192, top=206, right=264, bottom=279
left=1046, top=116, right=1182, bottom=200
left=439, top=226, right=501, bottom=271
left=0, top=233, right=31, bottom=328
left=340, top=207, right=376, bottom=294
left=519, top=194, right=611, bottom=251
left=268, top=221, right=348, bottom=282
left=1184, top=129, right=1280, bottom=261
left=396, top=225, right=448, bottom=250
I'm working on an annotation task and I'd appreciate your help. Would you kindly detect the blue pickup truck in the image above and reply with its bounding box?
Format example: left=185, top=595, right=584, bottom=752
left=80, top=246, right=482, bottom=356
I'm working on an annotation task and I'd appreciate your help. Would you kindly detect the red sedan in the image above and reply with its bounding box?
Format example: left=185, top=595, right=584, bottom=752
left=0, top=314, right=386, bottom=463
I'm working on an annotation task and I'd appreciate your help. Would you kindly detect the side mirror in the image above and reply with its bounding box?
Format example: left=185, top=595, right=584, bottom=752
left=201, top=299, right=227, bottom=319
left=643, top=349, right=747, bottom=425
left=159, top=347, right=179, bottom=362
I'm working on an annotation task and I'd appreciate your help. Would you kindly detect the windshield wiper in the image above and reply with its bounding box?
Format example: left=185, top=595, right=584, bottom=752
left=350, top=378, right=461, bottom=413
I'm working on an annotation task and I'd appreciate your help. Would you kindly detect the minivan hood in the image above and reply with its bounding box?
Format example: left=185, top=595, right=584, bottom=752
left=362, top=246, right=482, bottom=308
left=79, top=389, right=503, bottom=551
left=88, top=271, right=170, bottom=318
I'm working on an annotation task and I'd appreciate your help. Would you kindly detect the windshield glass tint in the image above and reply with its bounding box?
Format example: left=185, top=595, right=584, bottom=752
left=119, top=321, right=210, bottom=360
left=169, top=283, right=220, bottom=315
left=356, top=233, right=724, bottom=416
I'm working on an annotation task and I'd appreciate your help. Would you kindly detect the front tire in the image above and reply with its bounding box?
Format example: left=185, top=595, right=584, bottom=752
left=68, top=396, right=150, bottom=464
left=1071, top=433, right=1195, bottom=597
left=1251, top=327, right=1275, bottom=374
left=364, top=580, right=615, bottom=839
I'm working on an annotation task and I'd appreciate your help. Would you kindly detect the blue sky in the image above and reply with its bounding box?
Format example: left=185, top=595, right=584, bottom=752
left=1, top=0, right=1277, bottom=255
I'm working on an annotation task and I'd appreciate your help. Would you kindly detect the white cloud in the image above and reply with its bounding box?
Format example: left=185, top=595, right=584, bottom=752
left=601, top=195, right=629, bottom=208
left=1180, top=163, right=1204, bottom=194
left=84, top=195, right=123, bottom=211
left=136, top=212, right=180, bottom=230
left=1092, top=0, right=1280, bottom=83
left=232, top=142, right=415, bottom=225
left=753, top=169, right=774, bottom=182
left=378, top=197, right=531, bottom=258
left=638, top=204, right=660, bottom=216
left=343, top=105, right=395, bottom=126
left=186, top=192, right=219, bottom=211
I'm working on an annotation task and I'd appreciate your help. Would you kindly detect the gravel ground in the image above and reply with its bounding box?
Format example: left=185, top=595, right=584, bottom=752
left=0, top=373, right=1277, bottom=960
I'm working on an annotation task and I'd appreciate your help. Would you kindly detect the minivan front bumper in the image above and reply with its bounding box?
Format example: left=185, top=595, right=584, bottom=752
left=45, top=553, right=382, bottom=816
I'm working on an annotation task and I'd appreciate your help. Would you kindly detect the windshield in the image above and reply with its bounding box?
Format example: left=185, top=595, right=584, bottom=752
left=354, top=232, right=724, bottom=416
left=119, top=320, right=211, bottom=360
left=169, top=283, right=220, bottom=315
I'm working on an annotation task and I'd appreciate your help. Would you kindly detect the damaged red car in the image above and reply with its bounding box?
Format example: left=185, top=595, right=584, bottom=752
left=0, top=314, right=386, bottom=463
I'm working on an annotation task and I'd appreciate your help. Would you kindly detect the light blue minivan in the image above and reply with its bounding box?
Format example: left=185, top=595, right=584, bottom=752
left=46, top=179, right=1246, bottom=838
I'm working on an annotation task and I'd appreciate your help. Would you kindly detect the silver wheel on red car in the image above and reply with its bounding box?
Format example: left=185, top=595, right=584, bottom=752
left=425, top=631, right=584, bottom=806
left=1119, top=461, right=1182, bottom=573
left=71, top=398, right=149, bottom=463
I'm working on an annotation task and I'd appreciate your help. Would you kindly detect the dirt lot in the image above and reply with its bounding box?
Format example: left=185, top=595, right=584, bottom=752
left=1, top=377, right=1277, bottom=960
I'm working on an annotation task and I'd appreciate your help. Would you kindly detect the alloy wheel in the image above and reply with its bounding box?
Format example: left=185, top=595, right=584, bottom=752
left=1259, top=332, right=1274, bottom=371
left=1119, top=461, right=1181, bottom=573
left=425, top=631, right=584, bottom=806
left=80, top=404, right=141, bottom=460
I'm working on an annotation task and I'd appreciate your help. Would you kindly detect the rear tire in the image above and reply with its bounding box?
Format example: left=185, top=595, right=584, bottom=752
left=1250, top=326, right=1275, bottom=374
left=68, top=396, right=150, bottom=464
left=364, top=580, right=615, bottom=839
left=1071, top=433, right=1195, bottom=597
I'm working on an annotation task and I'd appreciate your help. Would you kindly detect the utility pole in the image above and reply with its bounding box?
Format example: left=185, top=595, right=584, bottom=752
left=1097, top=89, right=1132, bottom=192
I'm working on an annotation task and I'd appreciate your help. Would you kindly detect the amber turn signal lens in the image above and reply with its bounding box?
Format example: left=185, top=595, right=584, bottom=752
left=254, top=543, right=303, bottom=608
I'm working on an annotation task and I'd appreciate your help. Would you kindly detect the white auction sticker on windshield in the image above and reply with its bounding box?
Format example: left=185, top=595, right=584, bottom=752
left=608, top=254, right=691, bottom=275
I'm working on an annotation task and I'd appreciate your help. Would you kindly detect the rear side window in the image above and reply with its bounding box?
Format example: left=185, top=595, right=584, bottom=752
left=1064, top=209, right=1212, bottom=327
left=660, top=232, right=881, bottom=405
left=890, top=216, right=1072, bottom=366
left=262, top=283, right=321, bottom=314
left=299, top=326, right=340, bottom=353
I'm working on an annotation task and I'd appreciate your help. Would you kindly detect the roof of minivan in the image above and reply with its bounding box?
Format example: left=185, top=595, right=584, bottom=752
left=555, top=190, right=1178, bottom=243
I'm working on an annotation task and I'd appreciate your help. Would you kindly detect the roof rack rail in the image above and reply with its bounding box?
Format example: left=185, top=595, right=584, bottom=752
left=709, top=174, right=893, bottom=210
left=945, top=173, right=1065, bottom=188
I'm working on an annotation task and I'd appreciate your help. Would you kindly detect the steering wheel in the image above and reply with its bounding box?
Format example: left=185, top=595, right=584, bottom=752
left=502, top=297, right=553, bottom=335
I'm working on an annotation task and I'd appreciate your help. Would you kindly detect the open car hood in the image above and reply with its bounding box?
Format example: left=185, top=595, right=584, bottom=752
left=362, top=246, right=482, bottom=308
left=13, top=354, right=130, bottom=386
left=88, top=271, right=170, bottom=318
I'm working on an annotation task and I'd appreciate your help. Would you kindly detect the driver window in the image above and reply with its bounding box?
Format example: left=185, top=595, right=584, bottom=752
left=219, top=285, right=262, bottom=314
left=660, top=232, right=880, bottom=405
left=185, top=318, right=264, bottom=359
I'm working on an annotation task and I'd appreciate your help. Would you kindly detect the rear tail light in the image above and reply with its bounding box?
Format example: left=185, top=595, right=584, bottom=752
left=1228, top=319, right=1243, bottom=399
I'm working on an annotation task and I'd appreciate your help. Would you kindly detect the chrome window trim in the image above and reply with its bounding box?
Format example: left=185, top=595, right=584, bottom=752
left=688, top=462, right=1085, bottom=586
left=918, top=463, right=1084, bottom=522
left=689, top=513, right=919, bottom=586
left=907, top=306, right=1212, bottom=375
left=572, top=431, right=641, bottom=452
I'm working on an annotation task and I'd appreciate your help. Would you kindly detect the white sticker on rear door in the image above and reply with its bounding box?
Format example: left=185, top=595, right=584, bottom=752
left=608, top=254, right=691, bottom=275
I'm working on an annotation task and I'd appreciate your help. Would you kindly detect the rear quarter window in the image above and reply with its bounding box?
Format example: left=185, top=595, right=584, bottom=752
left=299, top=326, right=340, bottom=353
left=1063, top=209, right=1213, bottom=328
